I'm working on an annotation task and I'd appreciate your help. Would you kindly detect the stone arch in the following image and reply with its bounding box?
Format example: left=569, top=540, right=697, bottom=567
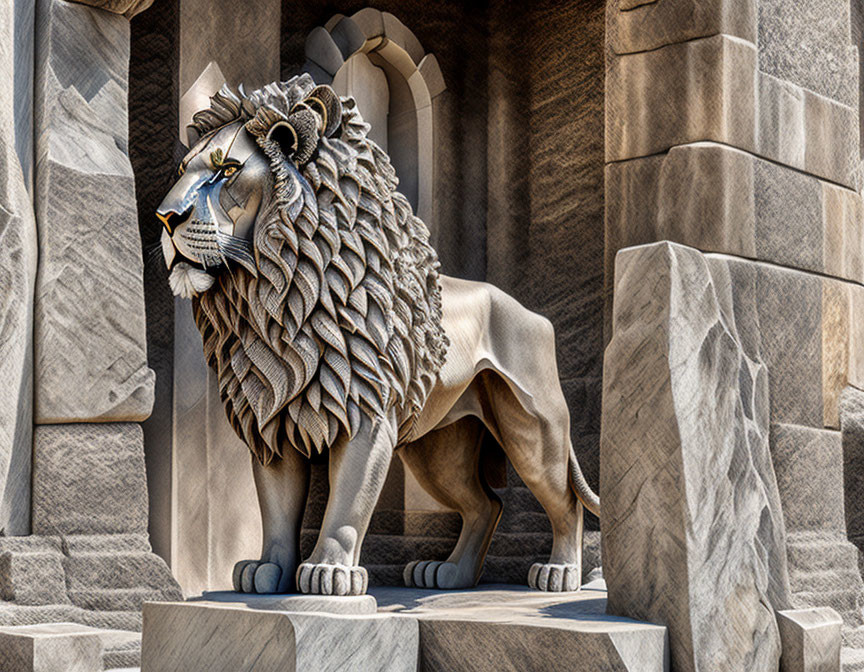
left=302, top=8, right=446, bottom=236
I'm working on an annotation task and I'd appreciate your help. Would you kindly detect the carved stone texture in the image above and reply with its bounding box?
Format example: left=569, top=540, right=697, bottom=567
left=758, top=0, right=858, bottom=108
left=31, top=424, right=148, bottom=536
left=606, top=35, right=859, bottom=189
left=0, top=0, right=37, bottom=535
left=141, top=602, right=419, bottom=672
left=0, top=624, right=103, bottom=672
left=607, top=0, right=757, bottom=55
left=67, top=0, right=154, bottom=18
left=843, top=387, right=864, bottom=556
left=777, top=608, right=843, bottom=672
left=605, top=143, right=864, bottom=287
left=601, top=241, right=790, bottom=672
left=33, top=0, right=154, bottom=423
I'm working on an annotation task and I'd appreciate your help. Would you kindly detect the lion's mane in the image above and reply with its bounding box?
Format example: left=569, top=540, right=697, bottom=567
left=190, top=76, right=448, bottom=462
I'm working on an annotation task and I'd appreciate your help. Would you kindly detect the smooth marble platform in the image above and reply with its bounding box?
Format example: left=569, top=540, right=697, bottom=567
left=141, top=580, right=668, bottom=672
left=192, top=590, right=378, bottom=615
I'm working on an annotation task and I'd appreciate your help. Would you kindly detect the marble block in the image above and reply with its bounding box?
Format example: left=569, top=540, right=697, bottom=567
left=0, top=0, right=37, bottom=535
left=0, top=623, right=103, bottom=672
left=33, top=0, right=153, bottom=423
left=602, top=242, right=789, bottom=672
left=32, top=424, right=148, bottom=536
left=777, top=608, right=843, bottom=672
left=374, top=582, right=668, bottom=672
left=141, top=602, right=419, bottom=672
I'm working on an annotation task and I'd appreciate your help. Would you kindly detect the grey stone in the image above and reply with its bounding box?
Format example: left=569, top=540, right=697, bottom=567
left=606, top=0, right=756, bottom=55
left=606, top=36, right=859, bottom=189
left=758, top=0, right=858, bottom=108
left=0, top=0, right=37, bottom=536
left=33, top=0, right=154, bottom=424
left=373, top=583, right=668, bottom=672
left=601, top=242, right=790, bottom=672
left=777, top=608, right=843, bottom=672
left=32, top=424, right=148, bottom=536
left=605, top=143, right=864, bottom=287
left=141, top=602, right=419, bottom=672
left=0, top=623, right=103, bottom=672
left=328, top=17, right=367, bottom=61
left=68, top=0, right=153, bottom=18
left=304, top=26, right=344, bottom=76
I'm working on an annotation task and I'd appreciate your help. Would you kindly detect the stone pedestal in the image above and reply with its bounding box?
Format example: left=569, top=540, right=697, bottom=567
left=142, top=582, right=669, bottom=672
left=777, top=608, right=843, bottom=672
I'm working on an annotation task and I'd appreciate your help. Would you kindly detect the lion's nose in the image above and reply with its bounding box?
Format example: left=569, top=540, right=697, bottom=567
left=156, top=203, right=192, bottom=234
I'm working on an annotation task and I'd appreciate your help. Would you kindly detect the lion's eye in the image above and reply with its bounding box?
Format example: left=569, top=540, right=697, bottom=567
left=223, top=165, right=238, bottom=177
left=177, top=164, right=186, bottom=177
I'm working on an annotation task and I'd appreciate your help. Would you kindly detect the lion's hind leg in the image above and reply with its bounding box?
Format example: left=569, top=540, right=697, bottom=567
left=399, top=416, right=502, bottom=590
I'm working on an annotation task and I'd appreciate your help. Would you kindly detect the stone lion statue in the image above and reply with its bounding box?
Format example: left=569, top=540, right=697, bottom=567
left=156, top=75, right=600, bottom=596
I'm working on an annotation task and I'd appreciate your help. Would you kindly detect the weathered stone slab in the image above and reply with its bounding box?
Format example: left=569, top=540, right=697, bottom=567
left=606, top=35, right=858, bottom=188
left=606, top=0, right=756, bottom=55
left=32, top=424, right=148, bottom=536
left=0, top=623, right=103, bottom=672
left=601, top=242, right=789, bottom=672
left=141, top=602, right=419, bottom=672
left=0, top=0, right=37, bottom=536
left=374, top=582, right=668, bottom=672
left=758, top=0, right=858, bottom=108
left=192, top=592, right=378, bottom=615
left=33, top=0, right=153, bottom=423
left=605, top=143, right=864, bottom=287
left=777, top=608, right=843, bottom=672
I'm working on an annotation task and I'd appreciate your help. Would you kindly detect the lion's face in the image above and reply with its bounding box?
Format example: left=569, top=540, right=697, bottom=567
left=156, top=121, right=270, bottom=297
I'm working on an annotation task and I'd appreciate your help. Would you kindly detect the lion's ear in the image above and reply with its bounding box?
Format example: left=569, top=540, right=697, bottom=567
left=306, top=85, right=342, bottom=138
left=267, top=108, right=320, bottom=165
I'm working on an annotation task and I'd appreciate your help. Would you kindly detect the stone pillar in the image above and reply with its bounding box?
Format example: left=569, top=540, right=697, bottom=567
left=0, top=0, right=38, bottom=536
left=601, top=241, right=790, bottom=672
left=604, top=0, right=864, bottom=663
left=0, top=0, right=182, bottom=649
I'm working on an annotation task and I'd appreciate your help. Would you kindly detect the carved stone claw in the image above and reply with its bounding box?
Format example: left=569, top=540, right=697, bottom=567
left=232, top=560, right=283, bottom=593
left=296, top=562, right=368, bottom=595
left=527, top=562, right=581, bottom=592
left=403, top=560, right=471, bottom=589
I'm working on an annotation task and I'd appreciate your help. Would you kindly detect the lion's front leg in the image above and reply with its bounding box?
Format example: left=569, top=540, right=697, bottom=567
left=297, top=412, right=397, bottom=596
left=233, top=449, right=309, bottom=594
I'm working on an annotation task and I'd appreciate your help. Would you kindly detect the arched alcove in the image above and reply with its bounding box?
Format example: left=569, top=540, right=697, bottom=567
left=301, top=8, right=445, bottom=240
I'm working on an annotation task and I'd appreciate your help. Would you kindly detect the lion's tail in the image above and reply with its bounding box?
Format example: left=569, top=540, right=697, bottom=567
left=568, top=445, right=600, bottom=518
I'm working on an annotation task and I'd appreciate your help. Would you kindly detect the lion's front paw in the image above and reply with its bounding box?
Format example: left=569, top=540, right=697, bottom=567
left=296, top=562, right=368, bottom=595
left=403, top=560, right=474, bottom=589
left=527, top=563, right=581, bottom=592
left=232, top=560, right=284, bottom=593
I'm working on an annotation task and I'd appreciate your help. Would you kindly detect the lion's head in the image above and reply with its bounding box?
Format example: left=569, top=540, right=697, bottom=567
left=156, top=75, right=448, bottom=462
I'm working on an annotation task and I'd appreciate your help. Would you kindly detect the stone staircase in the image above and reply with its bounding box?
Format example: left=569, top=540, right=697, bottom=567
left=0, top=533, right=181, bottom=669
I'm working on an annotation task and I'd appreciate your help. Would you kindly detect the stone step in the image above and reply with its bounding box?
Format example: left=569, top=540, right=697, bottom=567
left=69, top=587, right=178, bottom=612
left=787, top=533, right=860, bottom=572
left=100, top=628, right=141, bottom=670
left=789, top=567, right=864, bottom=597
left=64, top=551, right=180, bottom=591
left=793, top=590, right=864, bottom=627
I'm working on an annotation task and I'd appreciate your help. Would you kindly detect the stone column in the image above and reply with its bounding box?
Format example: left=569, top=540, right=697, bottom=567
left=0, top=0, right=39, bottom=536
left=0, top=0, right=181, bottom=648
left=604, top=0, right=864, bottom=664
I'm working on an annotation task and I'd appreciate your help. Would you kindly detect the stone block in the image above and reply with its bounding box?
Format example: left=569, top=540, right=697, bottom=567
left=771, top=424, right=845, bottom=535
left=777, top=608, right=843, bottom=672
left=758, top=0, right=858, bottom=108
left=602, top=242, right=789, bottom=672
left=33, top=0, right=154, bottom=424
left=373, top=583, right=668, bottom=672
left=0, top=551, right=68, bottom=607
left=192, top=592, right=377, bottom=615
left=141, top=602, right=419, bottom=672
left=0, top=624, right=103, bottom=672
left=31, top=424, right=149, bottom=536
left=305, top=26, right=344, bottom=76
left=606, top=143, right=864, bottom=286
left=328, top=17, right=366, bottom=60
left=607, top=36, right=859, bottom=188
left=0, top=0, right=37, bottom=536
left=606, top=0, right=756, bottom=55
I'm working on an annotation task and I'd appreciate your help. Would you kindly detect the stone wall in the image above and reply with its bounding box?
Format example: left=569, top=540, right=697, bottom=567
left=603, top=0, right=864, bottom=667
